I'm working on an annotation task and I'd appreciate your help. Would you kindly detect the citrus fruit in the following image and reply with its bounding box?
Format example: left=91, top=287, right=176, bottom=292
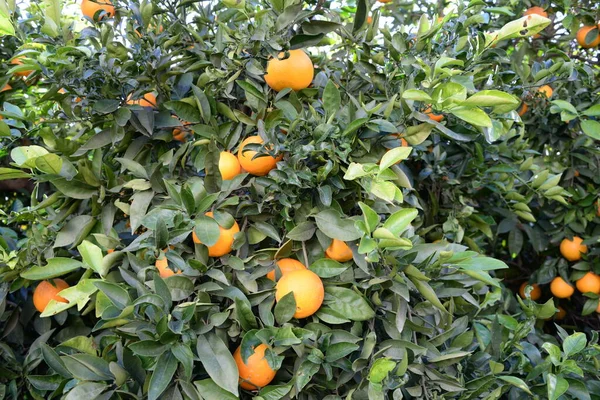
left=107, top=248, right=114, bottom=254
left=538, top=85, right=553, bottom=98
left=325, top=239, right=353, bottom=262
left=576, top=25, right=600, bottom=48
left=424, top=107, right=444, bottom=122
left=266, top=258, right=306, bottom=281
left=126, top=92, right=156, bottom=107
left=1, top=83, right=12, bottom=92
left=10, top=57, right=33, bottom=77
left=192, top=211, right=240, bottom=257
left=378, top=0, right=392, bottom=3
left=559, top=236, right=587, bottom=261
left=275, top=269, right=324, bottom=319
left=519, top=282, right=541, bottom=301
left=555, top=306, right=566, bottom=320
left=575, top=272, right=600, bottom=294
left=233, top=344, right=276, bottom=390
left=367, top=16, right=373, bottom=24
left=156, top=256, right=180, bottom=278
left=219, top=151, right=242, bottom=180
left=517, top=102, right=528, bottom=116
left=173, top=127, right=187, bottom=142
left=264, top=49, right=314, bottom=92
left=81, top=0, right=115, bottom=20
left=523, top=6, right=548, bottom=18
left=33, top=279, right=70, bottom=313
left=550, top=277, right=574, bottom=298
left=237, top=136, right=281, bottom=176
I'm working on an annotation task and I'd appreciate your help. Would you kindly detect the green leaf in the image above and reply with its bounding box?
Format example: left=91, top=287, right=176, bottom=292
left=368, top=358, right=396, bottom=383
left=582, top=104, right=600, bottom=117
left=0, top=167, right=30, bottom=180
left=402, top=89, right=432, bottom=102
left=383, top=209, right=418, bottom=236
left=450, top=107, right=492, bottom=127
left=61, top=353, right=114, bottom=382
left=78, top=240, right=107, bottom=277
left=562, top=332, right=586, bottom=357
left=325, top=342, right=360, bottom=363
left=194, top=214, right=221, bottom=246
left=20, top=258, right=82, bottom=280
left=275, top=291, right=297, bottom=324
left=287, top=221, right=316, bottom=241
left=379, top=146, right=412, bottom=171
left=309, top=258, right=350, bottom=278
left=323, top=80, right=341, bottom=118
left=164, top=100, right=201, bottom=123
left=314, top=209, right=361, bottom=241
left=408, top=276, right=447, bottom=312
left=148, top=351, right=178, bottom=400
left=235, top=298, right=258, bottom=331
left=498, top=376, right=532, bottom=395
left=194, top=379, right=238, bottom=400
left=462, top=90, right=520, bottom=107
left=10, top=145, right=49, bottom=168
left=196, top=333, right=239, bottom=397
left=93, top=99, right=120, bottom=114
left=35, top=153, right=63, bottom=174
left=581, top=119, right=600, bottom=140
left=547, top=373, right=569, bottom=400
left=487, top=14, right=550, bottom=44
left=324, top=286, right=375, bottom=321
left=0, top=7, right=15, bottom=36
left=93, top=281, right=130, bottom=309
left=64, top=382, right=107, bottom=400
left=129, top=340, right=169, bottom=357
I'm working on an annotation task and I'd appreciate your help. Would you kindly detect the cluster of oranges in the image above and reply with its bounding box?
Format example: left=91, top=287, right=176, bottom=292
left=519, top=236, right=596, bottom=318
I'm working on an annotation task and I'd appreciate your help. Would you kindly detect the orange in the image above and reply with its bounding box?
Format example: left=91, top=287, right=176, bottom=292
left=233, top=344, right=276, bottom=390
left=519, top=282, right=541, bottom=301
left=538, top=85, right=553, bottom=98
left=172, top=128, right=187, bottom=142
left=424, top=107, right=444, bottom=122
left=33, top=279, right=69, bottom=313
left=517, top=102, right=528, bottom=116
left=155, top=256, right=180, bottom=278
left=523, top=6, right=548, bottom=18
left=266, top=258, right=306, bottom=281
left=107, top=248, right=114, bottom=254
left=575, top=272, right=600, bottom=294
left=126, top=92, right=156, bottom=108
left=264, top=49, right=314, bottom=92
left=560, top=236, right=587, bottom=261
left=574, top=170, right=580, bottom=177
left=219, top=151, right=242, bottom=180
left=367, top=16, right=373, bottom=24
left=81, top=0, right=115, bottom=20
left=10, top=57, right=33, bottom=77
left=555, top=306, right=566, bottom=320
left=192, top=211, right=240, bottom=257
left=378, top=0, right=392, bottom=3
left=1, top=83, right=12, bottom=92
left=237, top=136, right=282, bottom=176
left=550, top=277, right=574, bottom=299
left=275, top=269, right=324, bottom=319
left=325, top=239, right=353, bottom=262
left=576, top=25, right=600, bottom=48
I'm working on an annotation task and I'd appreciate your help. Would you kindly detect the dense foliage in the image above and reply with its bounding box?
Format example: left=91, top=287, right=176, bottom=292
left=1, top=0, right=600, bottom=399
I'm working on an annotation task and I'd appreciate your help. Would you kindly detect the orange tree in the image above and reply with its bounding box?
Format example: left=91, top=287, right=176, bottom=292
left=1, top=0, right=600, bottom=399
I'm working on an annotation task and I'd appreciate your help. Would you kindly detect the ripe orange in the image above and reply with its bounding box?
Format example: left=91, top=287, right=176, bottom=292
left=266, top=258, right=306, bottom=281
left=1, top=83, right=12, bottom=92
left=538, top=85, right=553, bottom=98
left=275, top=269, right=324, bottom=319
left=559, top=236, right=587, bottom=261
left=574, top=170, right=580, bottom=177
left=10, top=57, right=33, bottom=77
left=107, top=248, right=114, bottom=254
left=517, top=102, right=528, bottom=116
left=367, top=16, right=373, bottom=24
left=325, top=239, right=353, bottom=262
left=576, top=25, right=600, bottom=48
left=550, top=277, right=574, bottom=299
left=555, top=306, right=566, bottom=320
left=523, top=6, right=548, bottom=18
left=237, top=136, right=282, bottom=176
left=219, top=151, right=242, bottom=180
left=519, top=282, right=541, bottom=300
left=155, top=256, right=180, bottom=278
left=126, top=92, right=156, bottom=108
left=575, top=272, right=600, bottom=294
left=173, top=128, right=187, bottom=142
left=192, top=211, right=240, bottom=257
left=264, top=49, right=314, bottom=92
left=81, top=0, right=115, bottom=20
left=424, top=107, right=444, bottom=122
left=233, top=344, right=276, bottom=390
left=33, top=279, right=69, bottom=313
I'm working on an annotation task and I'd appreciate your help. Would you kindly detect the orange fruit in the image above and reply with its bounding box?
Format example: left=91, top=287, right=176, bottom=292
left=107, top=248, right=114, bottom=254
left=523, top=6, right=548, bottom=18
left=325, top=239, right=353, bottom=262
left=1, top=83, right=12, bottom=92
left=378, top=0, right=392, bottom=3
left=155, top=256, right=180, bottom=278
left=367, top=16, right=373, bottom=24
left=554, top=306, right=566, bottom=320
left=233, top=344, right=276, bottom=390
left=574, top=170, right=580, bottom=177
left=519, top=282, right=541, bottom=301
left=237, top=136, right=282, bottom=176
left=33, top=279, right=70, bottom=313
left=275, top=269, right=324, bottom=319
left=264, top=49, right=314, bottom=92
left=266, top=258, right=306, bottom=281
left=10, top=57, right=33, bottom=77
left=550, top=277, right=574, bottom=299
left=559, top=236, right=587, bottom=261
left=538, top=85, right=553, bottom=98
left=192, top=211, right=240, bottom=257
left=219, top=151, right=242, bottom=180
left=517, top=102, right=528, bottom=116
left=575, top=272, right=600, bottom=294
left=424, top=107, right=444, bottom=122
left=81, top=0, right=115, bottom=20
left=126, top=92, right=156, bottom=108
left=173, top=128, right=187, bottom=142
left=576, top=25, right=600, bottom=48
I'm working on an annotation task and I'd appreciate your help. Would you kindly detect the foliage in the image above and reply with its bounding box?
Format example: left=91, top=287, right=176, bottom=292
left=1, top=0, right=600, bottom=399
